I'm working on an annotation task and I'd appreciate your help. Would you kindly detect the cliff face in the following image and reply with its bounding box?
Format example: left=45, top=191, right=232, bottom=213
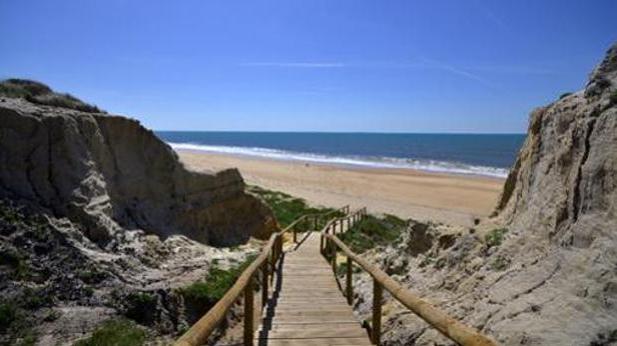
left=0, top=97, right=275, bottom=246
left=496, top=43, right=617, bottom=247
left=350, top=43, right=617, bottom=346
left=0, top=83, right=276, bottom=344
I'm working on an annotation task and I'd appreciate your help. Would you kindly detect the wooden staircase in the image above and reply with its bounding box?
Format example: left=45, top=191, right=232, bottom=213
left=256, top=232, right=371, bottom=345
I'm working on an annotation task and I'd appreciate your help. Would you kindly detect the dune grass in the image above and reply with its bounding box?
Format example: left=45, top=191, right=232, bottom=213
left=180, top=255, right=256, bottom=308
left=338, top=214, right=408, bottom=253
left=0, top=78, right=104, bottom=113
left=74, top=319, right=146, bottom=346
left=247, top=185, right=343, bottom=230
left=485, top=228, right=508, bottom=248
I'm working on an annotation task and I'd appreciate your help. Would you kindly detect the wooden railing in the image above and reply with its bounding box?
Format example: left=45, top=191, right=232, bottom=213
left=320, top=211, right=497, bottom=346
left=174, top=205, right=350, bottom=346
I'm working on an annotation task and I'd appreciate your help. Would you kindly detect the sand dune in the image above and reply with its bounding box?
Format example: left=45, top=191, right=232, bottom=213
left=177, top=150, right=505, bottom=227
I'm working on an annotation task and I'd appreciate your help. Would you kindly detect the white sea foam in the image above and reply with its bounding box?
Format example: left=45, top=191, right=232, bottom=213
left=169, top=142, right=509, bottom=178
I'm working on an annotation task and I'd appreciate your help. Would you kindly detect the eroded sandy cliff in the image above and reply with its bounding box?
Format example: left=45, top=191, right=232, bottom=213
left=0, top=96, right=275, bottom=246
left=351, top=43, right=617, bottom=346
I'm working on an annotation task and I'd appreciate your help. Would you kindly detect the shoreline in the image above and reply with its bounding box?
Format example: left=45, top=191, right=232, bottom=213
left=167, top=142, right=511, bottom=179
left=176, top=149, right=505, bottom=227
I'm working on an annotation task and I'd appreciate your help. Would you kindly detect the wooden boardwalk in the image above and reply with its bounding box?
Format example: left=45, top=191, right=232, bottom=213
left=256, top=232, right=372, bottom=346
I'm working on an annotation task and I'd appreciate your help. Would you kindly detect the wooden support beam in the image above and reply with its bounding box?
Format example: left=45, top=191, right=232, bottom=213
left=346, top=256, right=353, bottom=305
left=244, top=276, right=254, bottom=346
left=372, top=278, right=382, bottom=346
left=261, top=263, right=268, bottom=308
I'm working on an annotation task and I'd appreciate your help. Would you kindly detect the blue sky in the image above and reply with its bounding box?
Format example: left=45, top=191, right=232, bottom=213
left=1, top=1, right=616, bottom=133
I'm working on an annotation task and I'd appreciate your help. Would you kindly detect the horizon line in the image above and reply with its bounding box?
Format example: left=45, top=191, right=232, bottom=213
left=153, top=129, right=527, bottom=135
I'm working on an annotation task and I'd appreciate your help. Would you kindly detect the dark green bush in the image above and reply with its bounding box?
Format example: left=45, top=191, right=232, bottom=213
left=559, top=92, right=572, bottom=100
left=491, top=255, right=510, bottom=271
left=338, top=214, right=407, bottom=253
left=125, top=292, right=157, bottom=325
left=0, top=302, right=16, bottom=332
left=247, top=185, right=341, bottom=229
left=0, top=78, right=104, bottom=113
left=74, top=319, right=146, bottom=346
left=180, top=255, right=256, bottom=309
left=485, top=228, right=508, bottom=248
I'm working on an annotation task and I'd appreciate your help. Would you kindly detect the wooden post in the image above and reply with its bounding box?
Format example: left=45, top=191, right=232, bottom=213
left=346, top=256, right=353, bottom=305
left=293, top=228, right=297, bottom=243
left=269, top=250, right=275, bottom=284
left=244, top=276, right=254, bottom=346
left=319, top=234, right=324, bottom=255
left=372, top=278, right=382, bottom=345
left=261, top=263, right=268, bottom=308
left=330, top=240, right=336, bottom=272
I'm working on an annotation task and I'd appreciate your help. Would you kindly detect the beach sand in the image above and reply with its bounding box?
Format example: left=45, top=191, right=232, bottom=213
left=177, top=150, right=505, bottom=227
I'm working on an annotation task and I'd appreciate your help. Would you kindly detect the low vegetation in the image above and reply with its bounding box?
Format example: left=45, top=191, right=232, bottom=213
left=180, top=255, right=256, bottom=309
left=559, top=92, right=572, bottom=99
left=124, top=292, right=157, bottom=325
left=248, top=185, right=343, bottom=230
left=0, top=78, right=104, bottom=113
left=491, top=255, right=511, bottom=271
left=338, top=214, right=408, bottom=253
left=0, top=303, right=16, bottom=332
left=74, top=319, right=146, bottom=346
left=485, top=228, right=508, bottom=248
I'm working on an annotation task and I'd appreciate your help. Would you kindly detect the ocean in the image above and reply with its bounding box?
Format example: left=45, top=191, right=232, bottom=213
left=156, top=132, right=526, bottom=178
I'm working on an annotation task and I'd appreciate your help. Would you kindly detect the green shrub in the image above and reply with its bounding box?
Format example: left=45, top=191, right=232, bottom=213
left=485, top=228, right=508, bottom=248
left=74, top=319, right=146, bottom=346
left=0, top=78, right=104, bottom=113
left=0, top=303, right=16, bottom=331
left=15, top=332, right=37, bottom=346
left=21, top=287, right=52, bottom=309
left=125, top=293, right=157, bottom=324
left=247, top=185, right=341, bottom=230
left=559, top=92, right=572, bottom=100
left=180, top=255, right=255, bottom=308
left=491, top=255, right=510, bottom=271
left=338, top=215, right=407, bottom=253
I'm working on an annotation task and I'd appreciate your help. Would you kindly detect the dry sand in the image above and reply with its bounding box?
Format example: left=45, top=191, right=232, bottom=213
left=177, top=150, right=505, bottom=227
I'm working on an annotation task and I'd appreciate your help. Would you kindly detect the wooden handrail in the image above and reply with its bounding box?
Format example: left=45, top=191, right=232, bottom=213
left=322, top=224, right=497, bottom=346
left=175, top=204, right=350, bottom=346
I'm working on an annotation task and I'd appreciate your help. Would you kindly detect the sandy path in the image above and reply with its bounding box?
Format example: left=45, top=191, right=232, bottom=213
left=177, top=150, right=505, bottom=227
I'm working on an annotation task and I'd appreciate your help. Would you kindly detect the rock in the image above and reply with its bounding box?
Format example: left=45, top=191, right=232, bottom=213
left=0, top=94, right=276, bottom=246
left=0, top=81, right=277, bottom=344
left=351, top=42, right=617, bottom=346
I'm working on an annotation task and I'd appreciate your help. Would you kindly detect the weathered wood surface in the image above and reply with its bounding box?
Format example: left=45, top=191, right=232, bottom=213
left=256, top=232, right=371, bottom=346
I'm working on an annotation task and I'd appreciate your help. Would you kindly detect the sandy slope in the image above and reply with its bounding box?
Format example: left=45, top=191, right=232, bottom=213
left=177, top=150, right=504, bottom=227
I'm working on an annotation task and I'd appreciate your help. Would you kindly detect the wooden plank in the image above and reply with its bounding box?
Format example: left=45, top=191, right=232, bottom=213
left=265, top=323, right=366, bottom=332
left=255, top=231, right=372, bottom=346
left=263, top=316, right=358, bottom=323
left=258, top=338, right=373, bottom=346
left=263, top=327, right=367, bottom=339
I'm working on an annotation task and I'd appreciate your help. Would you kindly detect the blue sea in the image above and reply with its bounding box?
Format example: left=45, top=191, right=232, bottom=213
left=156, top=132, right=525, bottom=178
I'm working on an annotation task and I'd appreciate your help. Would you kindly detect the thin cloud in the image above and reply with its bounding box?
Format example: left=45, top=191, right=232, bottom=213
left=240, top=58, right=505, bottom=87
left=466, top=64, right=556, bottom=75
left=240, top=62, right=345, bottom=68
left=416, top=58, right=495, bottom=87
